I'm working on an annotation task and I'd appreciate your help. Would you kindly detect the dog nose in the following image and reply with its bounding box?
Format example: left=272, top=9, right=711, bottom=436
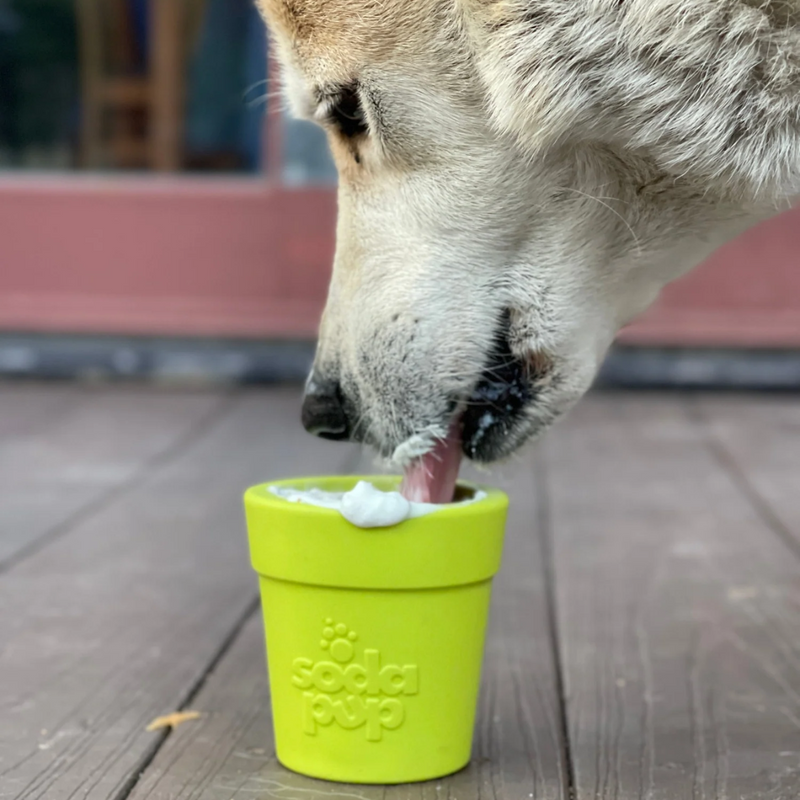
left=301, top=380, right=351, bottom=441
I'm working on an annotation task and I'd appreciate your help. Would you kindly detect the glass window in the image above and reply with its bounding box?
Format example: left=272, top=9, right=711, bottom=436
left=0, top=0, right=270, bottom=173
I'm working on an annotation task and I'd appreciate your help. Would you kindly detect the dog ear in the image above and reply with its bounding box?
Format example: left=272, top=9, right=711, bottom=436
left=467, top=0, right=800, bottom=202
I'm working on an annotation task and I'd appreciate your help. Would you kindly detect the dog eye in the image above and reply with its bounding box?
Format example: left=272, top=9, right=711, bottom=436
left=329, top=86, right=368, bottom=138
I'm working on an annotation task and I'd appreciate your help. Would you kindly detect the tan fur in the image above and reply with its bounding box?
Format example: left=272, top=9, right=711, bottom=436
left=258, top=0, right=800, bottom=462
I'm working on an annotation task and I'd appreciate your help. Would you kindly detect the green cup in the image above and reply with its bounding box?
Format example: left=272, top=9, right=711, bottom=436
left=244, top=475, right=508, bottom=784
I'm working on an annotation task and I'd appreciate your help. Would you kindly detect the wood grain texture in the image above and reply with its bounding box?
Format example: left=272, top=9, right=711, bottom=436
left=545, top=395, right=800, bottom=800
left=124, top=455, right=569, bottom=800
left=691, top=395, right=800, bottom=548
left=0, top=388, right=352, bottom=800
left=0, top=383, right=82, bottom=439
left=8, top=388, right=800, bottom=800
left=0, top=383, right=225, bottom=569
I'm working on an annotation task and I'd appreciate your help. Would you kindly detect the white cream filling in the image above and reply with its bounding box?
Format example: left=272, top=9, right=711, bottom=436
left=269, top=480, right=485, bottom=529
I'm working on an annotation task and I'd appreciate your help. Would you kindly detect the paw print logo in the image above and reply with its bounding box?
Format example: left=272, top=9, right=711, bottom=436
left=320, top=619, right=358, bottom=663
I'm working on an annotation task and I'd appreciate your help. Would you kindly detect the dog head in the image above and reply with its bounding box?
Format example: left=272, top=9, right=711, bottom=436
left=259, top=0, right=791, bottom=478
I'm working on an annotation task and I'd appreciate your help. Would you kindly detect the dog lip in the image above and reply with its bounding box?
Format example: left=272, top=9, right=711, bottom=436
left=460, top=359, right=532, bottom=460
left=459, top=310, right=539, bottom=462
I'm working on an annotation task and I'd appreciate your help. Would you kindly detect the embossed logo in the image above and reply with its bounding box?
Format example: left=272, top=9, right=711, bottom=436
left=291, top=619, right=419, bottom=741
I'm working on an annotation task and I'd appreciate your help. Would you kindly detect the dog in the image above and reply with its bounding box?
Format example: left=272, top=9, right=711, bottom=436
left=257, top=0, right=799, bottom=501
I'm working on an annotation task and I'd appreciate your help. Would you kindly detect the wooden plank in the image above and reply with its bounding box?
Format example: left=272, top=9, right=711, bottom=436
left=0, top=382, right=83, bottom=439
left=125, top=455, right=569, bottom=800
left=0, top=384, right=225, bottom=569
left=545, top=394, right=800, bottom=800
left=692, top=395, right=800, bottom=545
left=0, top=388, right=352, bottom=800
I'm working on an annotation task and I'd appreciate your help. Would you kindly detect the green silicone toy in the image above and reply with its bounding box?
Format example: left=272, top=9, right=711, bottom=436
left=244, top=475, right=509, bottom=784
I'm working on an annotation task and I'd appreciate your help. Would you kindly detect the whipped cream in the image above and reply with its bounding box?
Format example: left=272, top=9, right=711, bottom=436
left=269, top=480, right=485, bottom=529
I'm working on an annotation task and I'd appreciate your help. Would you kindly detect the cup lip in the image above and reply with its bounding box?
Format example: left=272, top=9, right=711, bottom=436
left=245, top=476, right=509, bottom=589
left=245, top=475, right=508, bottom=524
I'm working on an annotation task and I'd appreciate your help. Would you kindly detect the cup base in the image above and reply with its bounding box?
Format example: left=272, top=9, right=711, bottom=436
left=276, top=752, right=471, bottom=785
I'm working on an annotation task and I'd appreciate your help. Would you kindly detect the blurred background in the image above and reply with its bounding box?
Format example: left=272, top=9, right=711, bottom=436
left=1, top=11, right=800, bottom=796
left=0, top=0, right=799, bottom=386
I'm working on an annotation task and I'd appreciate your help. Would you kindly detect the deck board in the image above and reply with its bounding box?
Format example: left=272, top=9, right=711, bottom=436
left=0, top=388, right=353, bottom=800
left=544, top=395, right=800, bottom=800
left=0, top=383, right=83, bottom=438
left=124, top=456, right=569, bottom=800
left=693, top=395, right=800, bottom=548
left=3, top=384, right=800, bottom=800
left=0, top=385, right=225, bottom=569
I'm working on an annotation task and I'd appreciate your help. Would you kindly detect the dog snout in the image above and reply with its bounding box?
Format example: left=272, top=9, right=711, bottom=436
left=301, top=379, right=352, bottom=441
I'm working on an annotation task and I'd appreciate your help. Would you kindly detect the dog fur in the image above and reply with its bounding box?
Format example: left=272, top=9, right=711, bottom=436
left=258, top=0, right=800, bottom=463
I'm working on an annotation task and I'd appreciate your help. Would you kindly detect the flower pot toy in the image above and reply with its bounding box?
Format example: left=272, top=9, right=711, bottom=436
left=244, top=475, right=509, bottom=784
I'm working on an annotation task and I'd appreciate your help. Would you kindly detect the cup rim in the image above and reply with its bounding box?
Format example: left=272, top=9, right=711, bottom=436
left=246, top=475, right=507, bottom=523
left=244, top=476, right=509, bottom=589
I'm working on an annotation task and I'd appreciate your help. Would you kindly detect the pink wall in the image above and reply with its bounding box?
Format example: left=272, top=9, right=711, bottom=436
left=0, top=177, right=797, bottom=346
left=0, top=177, right=334, bottom=337
left=621, top=206, right=800, bottom=346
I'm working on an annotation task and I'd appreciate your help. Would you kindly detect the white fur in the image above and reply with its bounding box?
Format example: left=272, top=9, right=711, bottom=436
left=258, top=0, right=799, bottom=461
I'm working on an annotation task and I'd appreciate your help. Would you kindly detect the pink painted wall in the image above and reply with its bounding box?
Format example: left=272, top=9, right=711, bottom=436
left=0, top=177, right=334, bottom=337
left=0, top=177, right=797, bottom=346
left=620, top=206, right=800, bottom=346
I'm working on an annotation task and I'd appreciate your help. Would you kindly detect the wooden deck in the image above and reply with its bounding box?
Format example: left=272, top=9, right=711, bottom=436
left=2, top=382, right=800, bottom=800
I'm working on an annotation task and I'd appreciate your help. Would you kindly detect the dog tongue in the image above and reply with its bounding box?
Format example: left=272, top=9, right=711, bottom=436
left=400, top=421, right=463, bottom=504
